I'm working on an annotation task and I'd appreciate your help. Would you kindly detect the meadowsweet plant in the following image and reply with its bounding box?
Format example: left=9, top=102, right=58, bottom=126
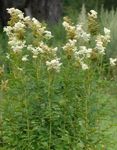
left=1, top=8, right=112, bottom=150
left=62, top=11, right=110, bottom=71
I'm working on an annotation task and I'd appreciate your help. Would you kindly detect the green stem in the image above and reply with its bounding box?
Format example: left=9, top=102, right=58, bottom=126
left=25, top=98, right=30, bottom=148
left=48, top=72, right=52, bottom=150
left=35, top=57, right=42, bottom=81
left=85, top=69, right=91, bottom=146
left=22, top=78, right=30, bottom=148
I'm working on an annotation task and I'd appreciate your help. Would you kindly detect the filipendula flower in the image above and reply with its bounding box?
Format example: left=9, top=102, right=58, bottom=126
left=22, top=55, right=29, bottom=62
left=46, top=58, right=62, bottom=72
left=110, top=58, right=117, bottom=66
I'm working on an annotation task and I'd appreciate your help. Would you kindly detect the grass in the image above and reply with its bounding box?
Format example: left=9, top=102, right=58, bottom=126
left=98, top=80, right=117, bottom=149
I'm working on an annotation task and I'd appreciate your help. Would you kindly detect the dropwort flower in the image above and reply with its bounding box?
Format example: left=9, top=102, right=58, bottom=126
left=110, top=58, right=117, bottom=66
left=46, top=58, right=62, bottom=73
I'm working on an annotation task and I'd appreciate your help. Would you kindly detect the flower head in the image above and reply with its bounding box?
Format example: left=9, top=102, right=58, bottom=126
left=110, top=58, right=117, bottom=66
left=46, top=58, right=62, bottom=72
left=22, top=55, right=29, bottom=62
left=88, top=10, right=97, bottom=19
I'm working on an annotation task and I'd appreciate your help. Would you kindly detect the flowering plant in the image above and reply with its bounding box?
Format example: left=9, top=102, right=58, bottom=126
left=1, top=8, right=113, bottom=150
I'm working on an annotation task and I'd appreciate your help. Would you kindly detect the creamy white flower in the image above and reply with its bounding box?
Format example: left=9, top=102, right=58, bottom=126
left=96, top=45, right=105, bottom=55
left=76, top=24, right=82, bottom=32
left=63, top=39, right=77, bottom=53
left=76, top=24, right=83, bottom=37
left=27, top=45, right=43, bottom=57
left=7, top=8, right=24, bottom=19
left=39, top=42, right=57, bottom=56
left=13, top=22, right=25, bottom=31
left=88, top=10, right=97, bottom=19
left=23, top=16, right=31, bottom=22
left=104, top=27, right=110, bottom=35
left=86, top=48, right=93, bottom=58
left=81, top=62, right=89, bottom=70
left=110, top=58, right=117, bottom=66
left=81, top=32, right=90, bottom=41
left=44, top=31, right=53, bottom=39
left=22, top=55, right=28, bottom=62
left=4, top=26, right=13, bottom=36
left=76, top=24, right=90, bottom=41
left=63, top=21, right=76, bottom=34
left=95, top=36, right=105, bottom=55
left=46, top=58, right=62, bottom=72
left=32, top=18, right=42, bottom=28
left=75, top=46, right=92, bottom=58
left=62, top=21, right=70, bottom=29
left=103, top=28, right=111, bottom=43
left=8, top=37, right=26, bottom=52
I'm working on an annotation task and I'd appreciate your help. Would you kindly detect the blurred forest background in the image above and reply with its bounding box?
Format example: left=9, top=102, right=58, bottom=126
left=0, top=0, right=117, bottom=26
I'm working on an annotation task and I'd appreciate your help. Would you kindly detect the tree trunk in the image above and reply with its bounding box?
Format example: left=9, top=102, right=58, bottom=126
left=27, top=0, right=62, bottom=23
left=0, top=0, right=62, bottom=27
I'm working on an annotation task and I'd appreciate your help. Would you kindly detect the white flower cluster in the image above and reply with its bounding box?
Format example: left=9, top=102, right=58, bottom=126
left=95, top=35, right=105, bottom=55
left=63, top=20, right=90, bottom=42
left=75, top=46, right=92, bottom=59
left=74, top=46, right=92, bottom=70
left=62, top=10, right=111, bottom=71
left=4, top=8, right=61, bottom=73
left=76, top=24, right=90, bottom=41
left=62, top=16, right=93, bottom=70
left=27, top=44, right=43, bottom=58
left=22, top=55, right=28, bottom=62
left=95, top=28, right=111, bottom=55
left=63, top=39, right=77, bottom=55
left=8, top=37, right=26, bottom=52
left=7, top=8, right=24, bottom=19
left=46, top=58, right=62, bottom=72
left=4, top=8, right=26, bottom=53
left=88, top=10, right=97, bottom=19
left=13, top=21, right=25, bottom=31
left=4, top=8, right=112, bottom=73
left=104, top=27, right=111, bottom=42
left=110, top=58, right=117, bottom=66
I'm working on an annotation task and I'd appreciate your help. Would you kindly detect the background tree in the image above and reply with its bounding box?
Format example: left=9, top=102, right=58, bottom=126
left=0, top=0, right=62, bottom=26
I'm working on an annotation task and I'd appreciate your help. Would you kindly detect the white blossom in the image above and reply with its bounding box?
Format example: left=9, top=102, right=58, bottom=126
left=23, top=16, right=31, bottom=22
left=13, top=22, right=25, bottom=31
left=104, top=27, right=111, bottom=43
left=7, top=8, right=24, bottom=19
left=95, top=35, right=106, bottom=55
left=76, top=24, right=90, bottom=41
left=8, top=37, right=26, bottom=52
left=22, top=55, right=28, bottom=62
left=4, top=26, right=13, bottom=36
left=88, top=10, right=97, bottom=19
left=110, top=58, right=117, bottom=66
left=81, top=62, right=89, bottom=70
left=63, top=39, right=77, bottom=53
left=104, top=27, right=110, bottom=35
left=62, top=21, right=70, bottom=28
left=74, top=46, right=92, bottom=59
left=46, top=58, right=62, bottom=72
left=44, top=31, right=53, bottom=39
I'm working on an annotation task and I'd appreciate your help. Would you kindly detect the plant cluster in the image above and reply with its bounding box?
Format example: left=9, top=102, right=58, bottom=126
left=0, top=8, right=114, bottom=150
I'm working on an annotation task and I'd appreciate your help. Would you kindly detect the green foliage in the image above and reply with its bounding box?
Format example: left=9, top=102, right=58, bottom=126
left=0, top=7, right=117, bottom=150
